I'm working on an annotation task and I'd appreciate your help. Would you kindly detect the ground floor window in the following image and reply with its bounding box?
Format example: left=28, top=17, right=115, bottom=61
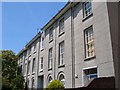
left=48, top=76, right=52, bottom=84
left=58, top=74, right=65, bottom=86
left=27, top=79, right=29, bottom=88
left=32, top=78, right=35, bottom=89
left=83, top=67, right=97, bottom=85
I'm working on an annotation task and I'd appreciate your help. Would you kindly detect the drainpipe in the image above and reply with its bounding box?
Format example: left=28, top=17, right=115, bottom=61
left=36, top=33, right=41, bottom=88
left=71, top=3, right=75, bottom=88
left=54, top=18, right=57, bottom=80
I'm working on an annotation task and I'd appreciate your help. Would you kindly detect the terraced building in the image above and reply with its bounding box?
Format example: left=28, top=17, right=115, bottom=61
left=17, top=1, right=120, bottom=89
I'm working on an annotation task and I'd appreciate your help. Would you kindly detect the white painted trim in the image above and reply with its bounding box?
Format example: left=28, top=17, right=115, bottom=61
left=82, top=66, right=97, bottom=86
left=83, top=66, right=97, bottom=70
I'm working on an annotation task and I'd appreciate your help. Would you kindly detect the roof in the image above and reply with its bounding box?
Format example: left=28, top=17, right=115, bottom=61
left=17, top=32, right=41, bottom=56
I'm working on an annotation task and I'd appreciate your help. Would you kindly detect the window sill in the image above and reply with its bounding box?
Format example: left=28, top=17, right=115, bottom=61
left=58, top=64, right=65, bottom=68
left=40, top=48, right=44, bottom=52
left=28, top=54, right=31, bottom=57
left=48, top=68, right=52, bottom=71
left=49, top=39, right=53, bottom=43
left=58, top=31, right=65, bottom=37
left=33, top=51, right=36, bottom=54
left=82, top=13, right=93, bottom=22
left=39, top=69, right=43, bottom=73
left=32, top=72, right=35, bottom=75
left=84, top=56, right=96, bottom=61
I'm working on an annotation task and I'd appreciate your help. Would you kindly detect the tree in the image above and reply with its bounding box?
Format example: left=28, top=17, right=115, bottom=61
left=1, top=50, right=24, bottom=90
left=46, top=80, right=64, bottom=90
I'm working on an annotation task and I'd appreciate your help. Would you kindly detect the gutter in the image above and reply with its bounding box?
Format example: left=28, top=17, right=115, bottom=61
left=71, top=2, right=75, bottom=88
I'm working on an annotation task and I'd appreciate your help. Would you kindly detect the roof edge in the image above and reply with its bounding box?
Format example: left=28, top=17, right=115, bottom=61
left=41, top=2, right=78, bottom=31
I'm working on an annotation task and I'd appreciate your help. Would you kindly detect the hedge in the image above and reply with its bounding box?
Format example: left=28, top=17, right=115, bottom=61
left=46, top=80, right=64, bottom=90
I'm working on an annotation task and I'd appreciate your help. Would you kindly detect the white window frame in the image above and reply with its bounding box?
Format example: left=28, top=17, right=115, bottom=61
left=28, top=47, right=31, bottom=55
left=48, top=48, right=53, bottom=69
left=58, top=74, right=65, bottom=86
left=39, top=57, right=43, bottom=71
left=32, top=58, right=36, bottom=73
left=49, top=27, right=53, bottom=41
left=33, top=42, right=36, bottom=51
left=24, top=63, right=27, bottom=75
left=82, top=66, right=97, bottom=86
left=59, top=41, right=64, bottom=66
left=84, top=26, right=95, bottom=58
left=40, top=37, right=44, bottom=50
left=48, top=76, right=52, bottom=84
left=59, top=18, right=64, bottom=34
left=27, top=61, right=30, bottom=74
left=83, top=2, right=92, bottom=18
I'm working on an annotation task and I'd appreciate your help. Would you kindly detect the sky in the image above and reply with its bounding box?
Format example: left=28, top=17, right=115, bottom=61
left=2, top=2, right=67, bottom=54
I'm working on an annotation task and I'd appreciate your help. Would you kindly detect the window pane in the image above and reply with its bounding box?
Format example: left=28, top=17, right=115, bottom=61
left=83, top=2, right=92, bottom=18
left=59, top=18, right=64, bottom=33
left=59, top=41, right=64, bottom=65
left=40, top=57, right=43, bottom=70
left=32, top=58, right=35, bottom=73
left=48, top=48, right=53, bottom=69
left=84, top=68, right=97, bottom=85
left=49, top=27, right=53, bottom=41
left=85, top=26, right=95, bottom=58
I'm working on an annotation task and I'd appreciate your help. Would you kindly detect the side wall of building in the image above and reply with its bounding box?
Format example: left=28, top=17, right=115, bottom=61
left=107, top=2, right=119, bottom=89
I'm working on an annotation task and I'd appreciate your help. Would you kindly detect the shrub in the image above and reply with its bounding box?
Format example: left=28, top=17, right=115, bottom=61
left=46, top=80, right=64, bottom=90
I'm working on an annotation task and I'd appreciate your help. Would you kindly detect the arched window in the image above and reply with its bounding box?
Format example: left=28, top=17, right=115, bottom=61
left=59, top=74, right=65, bottom=86
left=48, top=76, right=52, bottom=83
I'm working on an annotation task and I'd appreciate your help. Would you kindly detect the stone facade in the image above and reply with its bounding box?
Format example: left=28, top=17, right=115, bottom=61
left=17, top=1, right=119, bottom=89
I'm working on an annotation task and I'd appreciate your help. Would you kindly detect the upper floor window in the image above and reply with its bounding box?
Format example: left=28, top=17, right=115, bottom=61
left=59, top=41, right=64, bottom=66
left=24, top=64, right=27, bottom=75
left=83, top=2, right=92, bottom=18
left=59, top=18, right=64, bottom=34
left=84, top=26, right=95, bottom=58
left=41, top=37, right=44, bottom=50
left=27, top=61, right=30, bottom=74
left=20, top=55, right=22, bottom=63
left=33, top=42, right=36, bottom=51
left=32, top=58, right=36, bottom=73
left=24, top=51, right=27, bottom=58
left=49, top=27, right=53, bottom=41
left=39, top=57, right=43, bottom=71
left=28, top=47, right=31, bottom=55
left=48, top=48, right=53, bottom=69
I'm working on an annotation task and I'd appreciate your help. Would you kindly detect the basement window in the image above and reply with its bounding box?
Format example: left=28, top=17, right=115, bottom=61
left=83, top=67, right=97, bottom=84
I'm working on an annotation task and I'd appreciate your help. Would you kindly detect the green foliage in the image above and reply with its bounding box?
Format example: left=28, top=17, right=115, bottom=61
left=12, top=74, right=24, bottom=90
left=2, top=50, right=18, bottom=81
left=46, top=80, right=64, bottom=90
left=1, top=50, right=24, bottom=90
